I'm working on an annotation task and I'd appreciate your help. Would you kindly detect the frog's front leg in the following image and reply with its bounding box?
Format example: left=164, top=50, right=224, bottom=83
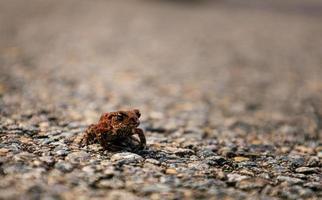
left=96, top=131, right=111, bottom=149
left=133, top=128, right=146, bottom=149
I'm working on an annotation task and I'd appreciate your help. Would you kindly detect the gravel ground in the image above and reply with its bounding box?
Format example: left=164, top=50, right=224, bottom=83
left=0, top=0, right=322, bottom=199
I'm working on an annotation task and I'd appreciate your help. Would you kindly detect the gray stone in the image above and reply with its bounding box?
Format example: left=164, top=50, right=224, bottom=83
left=65, top=151, right=90, bottom=164
left=227, top=174, right=249, bottom=183
left=236, top=178, right=267, bottom=190
left=164, top=147, right=194, bottom=157
left=3, top=163, right=32, bottom=174
left=96, top=178, right=124, bottom=189
left=142, top=184, right=171, bottom=193
left=198, top=149, right=216, bottom=158
left=206, top=156, right=227, bottom=166
left=103, top=167, right=116, bottom=177
left=295, top=167, right=319, bottom=174
left=145, top=158, right=160, bottom=165
left=54, top=162, right=73, bottom=173
left=306, top=156, right=320, bottom=167
left=277, top=176, right=304, bottom=184
left=56, top=149, right=69, bottom=156
left=303, top=182, right=322, bottom=190
left=288, top=155, right=305, bottom=167
left=39, top=156, right=55, bottom=165
left=82, top=165, right=95, bottom=175
left=111, top=152, right=143, bottom=163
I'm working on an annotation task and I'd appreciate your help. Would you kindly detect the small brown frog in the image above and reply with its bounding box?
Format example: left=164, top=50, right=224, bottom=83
left=78, top=109, right=146, bottom=150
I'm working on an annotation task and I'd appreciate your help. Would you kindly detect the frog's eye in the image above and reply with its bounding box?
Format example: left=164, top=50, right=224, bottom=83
left=116, top=114, right=124, bottom=121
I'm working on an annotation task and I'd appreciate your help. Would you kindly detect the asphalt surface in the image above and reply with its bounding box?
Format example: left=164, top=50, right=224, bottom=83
left=0, top=0, right=322, bottom=199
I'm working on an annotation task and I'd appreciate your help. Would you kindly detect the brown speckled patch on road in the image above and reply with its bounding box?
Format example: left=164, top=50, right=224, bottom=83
left=0, top=0, right=322, bottom=199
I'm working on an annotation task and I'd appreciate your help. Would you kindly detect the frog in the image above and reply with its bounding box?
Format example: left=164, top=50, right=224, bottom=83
left=78, top=109, right=146, bottom=150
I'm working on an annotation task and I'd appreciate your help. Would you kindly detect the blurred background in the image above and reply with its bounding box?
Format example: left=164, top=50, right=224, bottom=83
left=1, top=0, right=322, bottom=199
left=1, top=0, right=322, bottom=138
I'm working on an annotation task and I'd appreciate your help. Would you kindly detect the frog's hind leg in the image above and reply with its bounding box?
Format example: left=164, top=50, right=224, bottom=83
left=78, top=125, right=97, bottom=147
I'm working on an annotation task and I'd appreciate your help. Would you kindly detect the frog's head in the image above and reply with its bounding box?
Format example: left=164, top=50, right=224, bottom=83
left=100, top=109, right=141, bottom=130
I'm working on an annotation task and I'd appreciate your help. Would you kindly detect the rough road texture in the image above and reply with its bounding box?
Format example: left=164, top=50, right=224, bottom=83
left=1, top=0, right=322, bottom=199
